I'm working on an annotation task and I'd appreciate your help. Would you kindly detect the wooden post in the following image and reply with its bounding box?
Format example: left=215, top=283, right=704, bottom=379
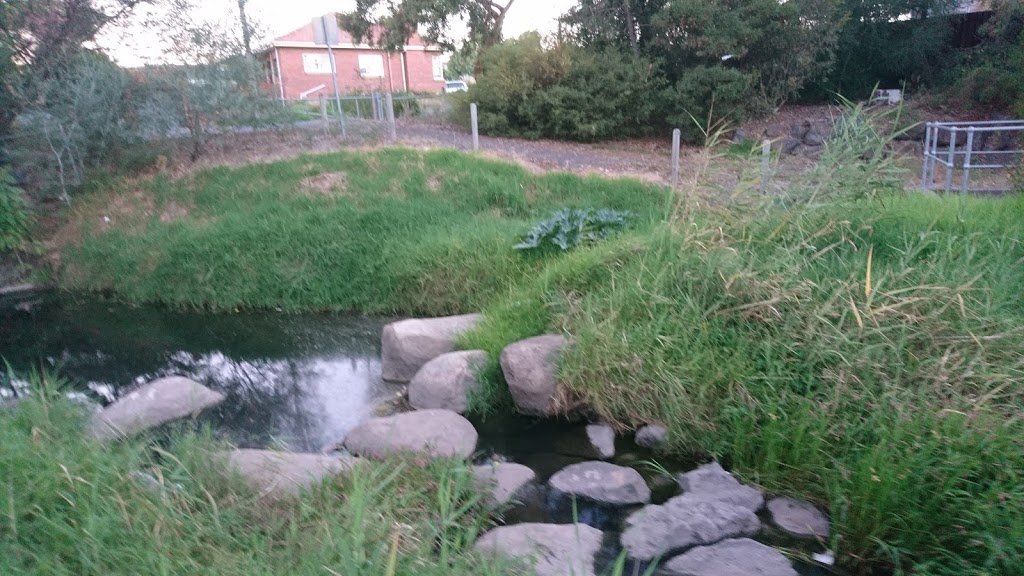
left=671, top=129, right=681, bottom=186
left=471, top=103, right=480, bottom=151
left=386, top=93, right=397, bottom=141
left=760, top=138, right=771, bottom=193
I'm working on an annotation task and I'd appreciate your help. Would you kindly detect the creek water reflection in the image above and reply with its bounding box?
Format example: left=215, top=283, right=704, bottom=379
left=0, top=290, right=394, bottom=451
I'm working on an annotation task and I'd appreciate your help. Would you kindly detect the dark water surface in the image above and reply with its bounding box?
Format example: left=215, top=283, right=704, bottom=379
left=0, top=290, right=396, bottom=451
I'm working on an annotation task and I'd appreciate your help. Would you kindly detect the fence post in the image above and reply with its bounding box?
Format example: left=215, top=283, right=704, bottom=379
left=319, top=94, right=328, bottom=135
left=470, top=103, right=480, bottom=151
left=961, top=127, right=975, bottom=194
left=386, top=93, right=397, bottom=141
left=921, top=122, right=932, bottom=190
left=338, top=97, right=347, bottom=139
left=355, top=96, right=361, bottom=120
left=670, top=129, right=681, bottom=187
left=760, top=138, right=771, bottom=193
left=944, top=127, right=958, bottom=193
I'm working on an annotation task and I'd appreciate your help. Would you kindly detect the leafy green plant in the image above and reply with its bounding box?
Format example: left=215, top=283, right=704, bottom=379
left=0, top=168, right=31, bottom=252
left=513, top=208, right=632, bottom=251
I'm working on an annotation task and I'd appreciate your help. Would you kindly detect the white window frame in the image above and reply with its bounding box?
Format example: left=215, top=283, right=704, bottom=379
left=302, top=52, right=334, bottom=75
left=431, top=55, right=444, bottom=81
left=358, top=54, right=385, bottom=78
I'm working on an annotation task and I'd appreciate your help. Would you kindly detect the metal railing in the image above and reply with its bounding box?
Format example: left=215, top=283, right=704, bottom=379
left=922, top=120, right=1024, bottom=193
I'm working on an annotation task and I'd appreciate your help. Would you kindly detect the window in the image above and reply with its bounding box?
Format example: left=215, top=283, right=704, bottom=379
left=432, top=55, right=444, bottom=81
left=302, top=53, right=333, bottom=75
left=358, top=54, right=385, bottom=78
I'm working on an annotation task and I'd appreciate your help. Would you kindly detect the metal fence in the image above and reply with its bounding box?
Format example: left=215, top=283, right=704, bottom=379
left=922, top=120, right=1024, bottom=194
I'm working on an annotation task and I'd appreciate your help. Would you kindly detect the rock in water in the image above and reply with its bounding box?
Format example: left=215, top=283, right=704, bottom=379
left=381, top=314, right=482, bottom=382
left=475, top=523, right=604, bottom=576
left=549, top=461, right=651, bottom=506
left=223, top=449, right=356, bottom=496
left=585, top=423, right=616, bottom=458
left=90, top=376, right=224, bottom=441
left=500, top=334, right=567, bottom=416
left=408, top=350, right=487, bottom=413
left=677, top=462, right=764, bottom=512
left=620, top=495, right=761, bottom=561
left=634, top=424, right=668, bottom=448
left=661, top=538, right=798, bottom=576
left=767, top=497, right=830, bottom=538
left=473, top=462, right=536, bottom=506
left=342, top=409, right=477, bottom=458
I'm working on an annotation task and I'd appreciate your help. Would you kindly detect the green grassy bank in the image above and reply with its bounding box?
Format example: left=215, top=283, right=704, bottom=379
left=57, top=148, right=1024, bottom=574
left=0, top=387, right=510, bottom=575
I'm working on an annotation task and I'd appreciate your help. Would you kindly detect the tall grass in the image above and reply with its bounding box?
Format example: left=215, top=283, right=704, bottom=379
left=0, top=383, right=512, bottom=575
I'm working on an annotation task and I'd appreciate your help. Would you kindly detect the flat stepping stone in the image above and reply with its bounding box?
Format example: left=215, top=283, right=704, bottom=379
left=621, top=495, right=761, bottom=561
left=500, top=334, right=567, bottom=416
left=223, top=449, right=355, bottom=496
left=408, top=350, right=487, bottom=413
left=90, top=376, right=224, bottom=441
left=473, top=462, right=536, bottom=506
left=767, top=496, right=830, bottom=538
left=677, top=462, right=764, bottom=512
left=661, top=538, right=798, bottom=576
left=475, top=522, right=603, bottom=576
left=342, top=409, right=477, bottom=458
left=382, top=314, right=482, bottom=382
left=549, top=461, right=651, bottom=505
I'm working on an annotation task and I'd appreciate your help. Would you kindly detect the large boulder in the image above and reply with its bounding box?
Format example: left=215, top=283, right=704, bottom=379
left=342, top=409, right=477, bottom=458
left=620, top=495, right=761, bottom=561
left=475, top=523, right=604, bottom=576
left=677, top=462, right=764, bottom=512
left=500, top=334, right=567, bottom=416
left=90, top=376, right=224, bottom=441
left=408, top=350, right=487, bottom=413
left=381, top=314, right=482, bottom=382
left=661, top=538, right=798, bottom=576
left=223, top=449, right=356, bottom=496
left=549, top=461, right=651, bottom=506
left=473, top=462, right=536, bottom=506
left=767, top=497, right=830, bottom=539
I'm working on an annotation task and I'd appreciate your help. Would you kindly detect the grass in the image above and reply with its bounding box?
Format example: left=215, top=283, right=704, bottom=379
left=0, top=380, right=514, bottom=576
left=59, top=147, right=667, bottom=314
left=54, top=140, right=1024, bottom=574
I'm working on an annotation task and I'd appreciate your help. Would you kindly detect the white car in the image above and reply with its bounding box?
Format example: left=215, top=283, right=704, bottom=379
left=443, top=80, right=468, bottom=94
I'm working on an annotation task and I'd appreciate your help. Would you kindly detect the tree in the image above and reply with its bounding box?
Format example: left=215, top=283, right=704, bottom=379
left=338, top=0, right=515, bottom=54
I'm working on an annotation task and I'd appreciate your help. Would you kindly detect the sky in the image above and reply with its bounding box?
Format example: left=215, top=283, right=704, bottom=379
left=99, top=0, right=577, bottom=67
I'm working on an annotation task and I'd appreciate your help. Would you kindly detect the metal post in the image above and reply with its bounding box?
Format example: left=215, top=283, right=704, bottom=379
left=944, top=127, right=958, bottom=193
left=386, top=93, right=397, bottom=141
left=671, top=129, right=681, bottom=187
left=961, top=127, right=975, bottom=194
left=319, top=16, right=345, bottom=138
left=921, top=122, right=932, bottom=190
left=470, top=103, right=479, bottom=151
left=319, top=94, right=328, bottom=135
left=759, top=138, right=771, bottom=193
left=355, top=97, right=360, bottom=120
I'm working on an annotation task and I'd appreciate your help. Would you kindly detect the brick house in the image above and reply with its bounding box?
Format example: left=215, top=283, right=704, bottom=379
left=261, top=15, right=446, bottom=99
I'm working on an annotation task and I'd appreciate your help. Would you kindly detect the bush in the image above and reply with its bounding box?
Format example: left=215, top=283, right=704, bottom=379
left=460, top=34, right=666, bottom=141
left=0, top=168, right=31, bottom=252
left=663, top=66, right=753, bottom=142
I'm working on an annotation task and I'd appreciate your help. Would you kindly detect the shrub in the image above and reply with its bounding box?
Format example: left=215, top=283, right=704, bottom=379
left=663, top=66, right=754, bottom=142
left=0, top=168, right=31, bottom=252
left=460, top=34, right=666, bottom=141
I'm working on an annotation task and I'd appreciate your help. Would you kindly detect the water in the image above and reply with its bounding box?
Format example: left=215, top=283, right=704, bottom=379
left=1, top=290, right=840, bottom=575
left=0, top=290, right=397, bottom=452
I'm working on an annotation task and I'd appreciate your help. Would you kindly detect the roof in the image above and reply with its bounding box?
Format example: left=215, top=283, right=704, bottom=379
left=269, top=14, right=441, bottom=52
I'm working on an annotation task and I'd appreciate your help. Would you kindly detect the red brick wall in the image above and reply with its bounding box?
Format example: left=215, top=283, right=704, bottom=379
left=268, top=47, right=444, bottom=99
